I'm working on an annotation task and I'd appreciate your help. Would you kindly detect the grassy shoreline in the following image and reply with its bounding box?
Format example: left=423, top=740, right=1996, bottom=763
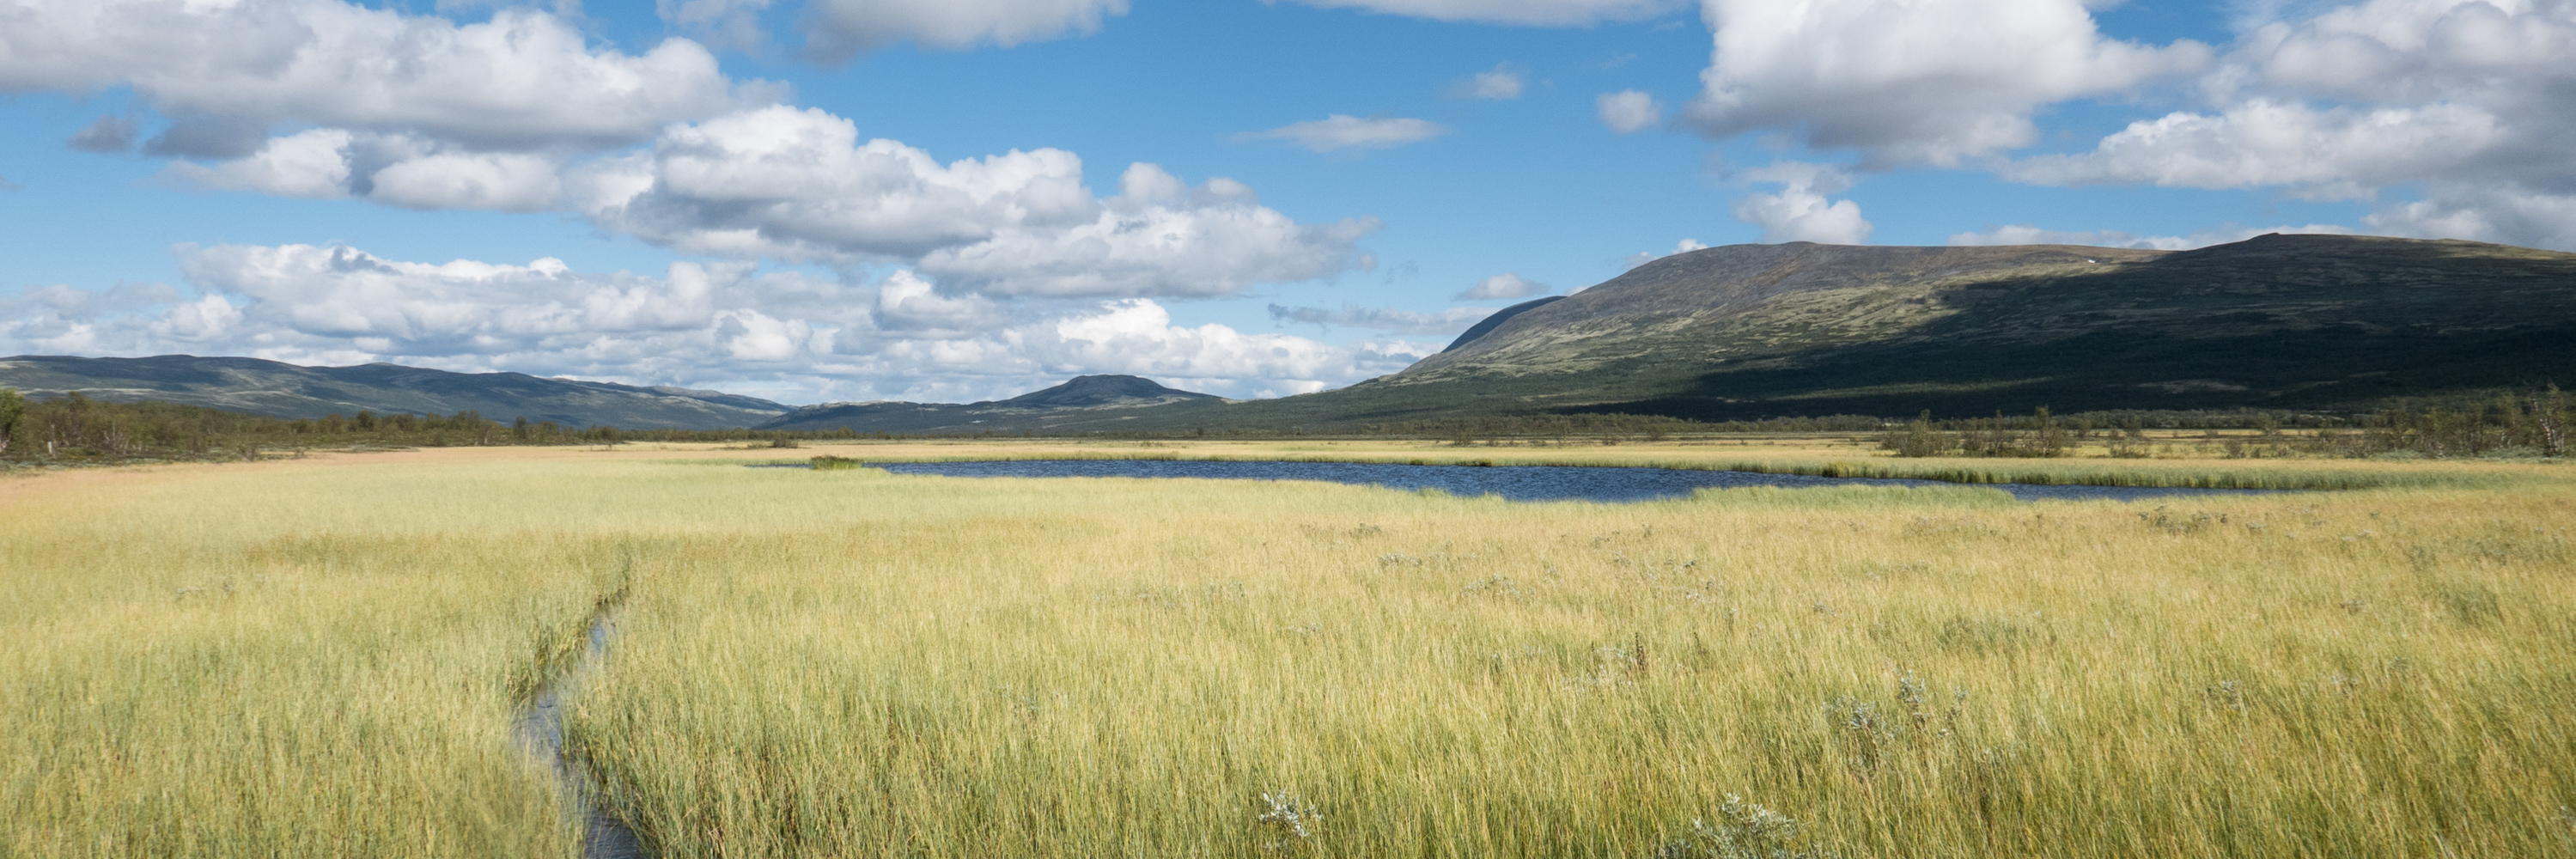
left=703, top=437, right=2559, bottom=492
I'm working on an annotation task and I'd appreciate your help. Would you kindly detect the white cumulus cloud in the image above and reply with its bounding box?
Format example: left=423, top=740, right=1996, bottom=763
left=1595, top=90, right=1662, bottom=134
left=1452, top=64, right=1526, bottom=100
left=1, top=1, right=760, bottom=150
left=1999, top=0, right=2576, bottom=249
left=1233, top=115, right=1447, bottom=153
left=1731, top=162, right=1872, bottom=244
left=2366, top=185, right=2576, bottom=252
left=582, top=106, right=1098, bottom=260
left=164, top=106, right=1384, bottom=298
left=165, top=129, right=570, bottom=211
left=2002, top=101, right=2505, bottom=199
left=575, top=111, right=1381, bottom=295
left=165, top=129, right=358, bottom=199
left=1684, top=0, right=2211, bottom=166
left=913, top=168, right=1383, bottom=297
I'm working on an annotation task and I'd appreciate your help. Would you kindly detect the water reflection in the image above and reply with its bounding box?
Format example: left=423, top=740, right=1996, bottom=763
left=854, top=459, right=2278, bottom=503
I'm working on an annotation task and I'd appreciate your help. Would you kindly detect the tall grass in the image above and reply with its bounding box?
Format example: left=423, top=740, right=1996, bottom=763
left=567, top=460, right=2576, bottom=858
left=7, top=447, right=2573, bottom=856
left=0, top=460, right=631, bottom=857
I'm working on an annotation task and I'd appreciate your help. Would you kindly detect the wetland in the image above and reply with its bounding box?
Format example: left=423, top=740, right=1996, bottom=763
left=5, top=438, right=2570, bottom=858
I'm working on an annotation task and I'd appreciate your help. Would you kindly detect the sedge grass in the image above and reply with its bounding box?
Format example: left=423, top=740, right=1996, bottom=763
left=3, top=459, right=638, bottom=857
left=5, top=445, right=2573, bottom=857
left=569, top=453, right=2572, bottom=857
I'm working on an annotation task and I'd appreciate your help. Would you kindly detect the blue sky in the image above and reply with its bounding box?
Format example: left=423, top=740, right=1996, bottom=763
left=4, top=0, right=2570, bottom=405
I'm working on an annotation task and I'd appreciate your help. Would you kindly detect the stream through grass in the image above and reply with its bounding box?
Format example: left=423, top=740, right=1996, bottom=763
left=825, top=459, right=2286, bottom=503
left=515, top=612, right=651, bottom=859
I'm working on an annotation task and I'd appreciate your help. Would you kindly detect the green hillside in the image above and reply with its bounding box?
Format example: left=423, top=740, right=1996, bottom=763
left=1195, top=234, right=2576, bottom=428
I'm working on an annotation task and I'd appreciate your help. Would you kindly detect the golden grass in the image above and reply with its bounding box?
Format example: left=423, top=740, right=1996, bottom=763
left=5, top=442, right=2572, bottom=857
left=0, top=458, right=618, bottom=857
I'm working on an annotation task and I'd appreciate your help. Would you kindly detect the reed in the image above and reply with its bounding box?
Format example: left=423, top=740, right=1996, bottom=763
left=4, top=442, right=2569, bottom=857
left=0, top=461, right=623, bottom=857
left=564, top=450, right=2572, bottom=858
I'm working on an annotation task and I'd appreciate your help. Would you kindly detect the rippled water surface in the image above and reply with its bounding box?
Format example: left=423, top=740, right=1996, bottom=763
left=856, top=459, right=2279, bottom=503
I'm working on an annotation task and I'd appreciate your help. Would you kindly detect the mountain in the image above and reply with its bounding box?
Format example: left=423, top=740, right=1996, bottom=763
left=1442, top=295, right=1564, bottom=352
left=754, top=375, right=1224, bottom=433
left=1172, top=234, right=2576, bottom=426
left=0, top=355, right=791, bottom=430
left=14, top=235, right=2568, bottom=435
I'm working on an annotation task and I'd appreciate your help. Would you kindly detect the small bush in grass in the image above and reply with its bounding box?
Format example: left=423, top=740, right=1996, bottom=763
left=1649, top=795, right=1834, bottom=859
left=809, top=455, right=863, bottom=471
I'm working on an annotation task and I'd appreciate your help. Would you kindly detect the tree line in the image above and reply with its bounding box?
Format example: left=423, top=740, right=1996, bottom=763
left=0, top=390, right=628, bottom=464
left=1879, top=388, right=2569, bottom=460
left=7, top=386, right=2566, bottom=466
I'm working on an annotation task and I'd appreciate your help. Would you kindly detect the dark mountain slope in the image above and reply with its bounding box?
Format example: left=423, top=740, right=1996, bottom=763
left=754, top=375, right=1222, bottom=433
left=1069, top=235, right=2576, bottom=429
left=1574, top=234, right=2576, bottom=418
left=0, top=355, right=790, bottom=430
left=998, top=375, right=1221, bottom=409
left=1443, top=295, right=1565, bottom=352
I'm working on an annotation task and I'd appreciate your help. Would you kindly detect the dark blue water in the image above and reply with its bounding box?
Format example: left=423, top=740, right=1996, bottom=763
left=831, top=459, right=2279, bottom=503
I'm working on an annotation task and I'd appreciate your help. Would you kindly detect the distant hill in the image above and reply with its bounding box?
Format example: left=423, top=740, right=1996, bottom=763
left=1149, top=234, right=2576, bottom=427
left=0, top=355, right=790, bottom=430
left=13, top=235, right=2568, bottom=435
left=757, top=375, right=1222, bottom=433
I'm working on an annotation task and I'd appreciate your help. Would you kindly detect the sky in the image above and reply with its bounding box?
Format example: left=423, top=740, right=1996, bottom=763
left=3, top=0, right=2570, bottom=405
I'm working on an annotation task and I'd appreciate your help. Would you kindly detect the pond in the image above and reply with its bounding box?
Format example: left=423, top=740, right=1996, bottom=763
left=832, top=459, right=2280, bottom=503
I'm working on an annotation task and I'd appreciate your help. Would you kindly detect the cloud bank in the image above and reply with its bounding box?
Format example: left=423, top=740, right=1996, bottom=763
left=1, top=0, right=761, bottom=150
left=162, top=106, right=1381, bottom=300
left=2, top=245, right=1438, bottom=403
left=1662, top=0, right=2576, bottom=250
left=1684, top=0, right=2210, bottom=167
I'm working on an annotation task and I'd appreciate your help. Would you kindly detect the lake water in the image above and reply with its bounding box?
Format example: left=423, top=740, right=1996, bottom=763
left=844, top=459, right=2278, bottom=503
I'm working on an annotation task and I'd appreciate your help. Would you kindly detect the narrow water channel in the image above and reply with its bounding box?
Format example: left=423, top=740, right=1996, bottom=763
left=513, top=612, right=651, bottom=859
left=830, top=459, right=2283, bottom=503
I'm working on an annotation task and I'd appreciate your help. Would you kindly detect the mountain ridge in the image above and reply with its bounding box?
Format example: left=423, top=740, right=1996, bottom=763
left=9, top=235, right=2570, bottom=433
left=1345, top=234, right=2576, bottom=421
left=754, top=375, right=1221, bottom=433
left=0, top=354, right=792, bottom=430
